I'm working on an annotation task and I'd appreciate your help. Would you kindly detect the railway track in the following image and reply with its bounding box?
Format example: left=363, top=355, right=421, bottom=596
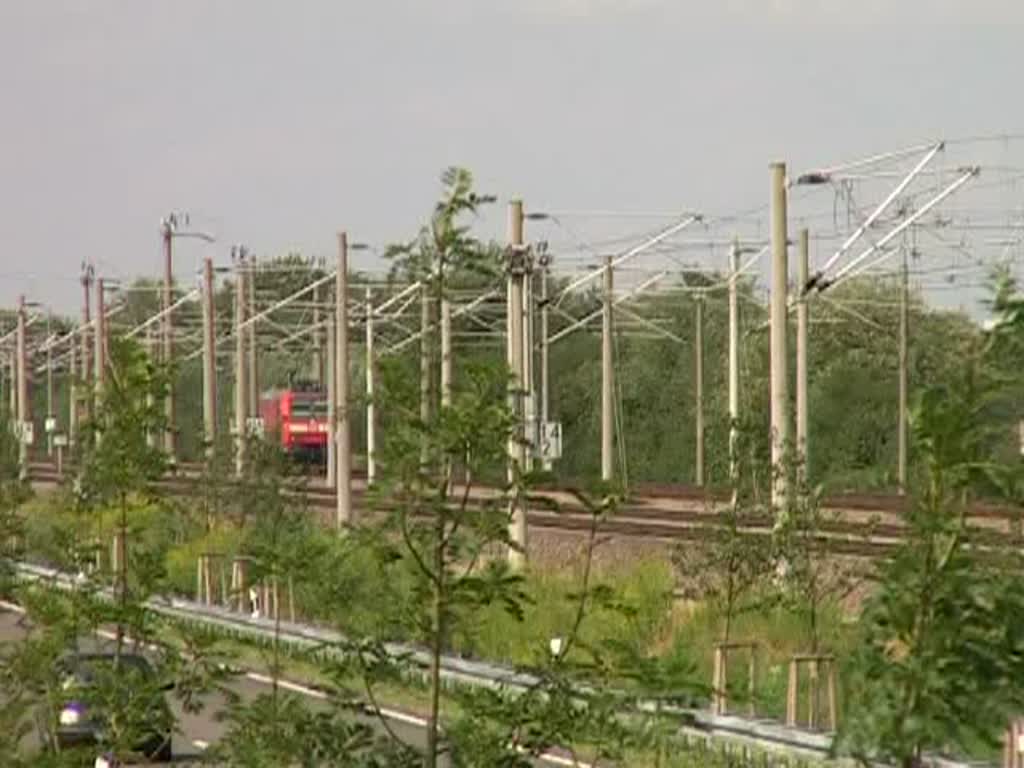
left=26, top=461, right=1024, bottom=560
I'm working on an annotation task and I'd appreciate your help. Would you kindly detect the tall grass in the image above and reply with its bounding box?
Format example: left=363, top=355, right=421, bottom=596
left=455, top=557, right=677, bottom=666
left=20, top=488, right=862, bottom=724
left=668, top=597, right=856, bottom=720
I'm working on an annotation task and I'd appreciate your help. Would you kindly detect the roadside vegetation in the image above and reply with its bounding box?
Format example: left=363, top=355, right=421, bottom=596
left=2, top=169, right=1024, bottom=766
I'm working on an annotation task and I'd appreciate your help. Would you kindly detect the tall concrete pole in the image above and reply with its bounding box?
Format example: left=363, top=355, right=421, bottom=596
left=335, top=232, right=352, bottom=527
left=728, top=239, right=740, bottom=485
left=94, top=279, right=106, bottom=452
left=506, top=278, right=513, bottom=399
left=247, top=257, right=259, bottom=417
left=507, top=200, right=527, bottom=569
left=898, top=247, right=909, bottom=494
left=8, top=352, right=15, bottom=423
left=68, top=338, right=77, bottom=451
left=325, top=307, right=336, bottom=487
left=234, top=260, right=248, bottom=477
left=440, top=293, right=452, bottom=408
left=81, top=268, right=92, bottom=422
left=796, top=229, right=809, bottom=485
left=162, top=224, right=176, bottom=460
left=601, top=255, right=614, bottom=483
left=94, top=280, right=106, bottom=399
left=769, top=161, right=790, bottom=515
left=16, top=296, right=28, bottom=478
left=145, top=324, right=156, bottom=449
left=540, top=261, right=552, bottom=472
left=365, top=286, right=376, bottom=484
left=46, top=314, right=54, bottom=457
left=312, top=282, right=323, bottom=386
left=419, top=283, right=431, bottom=466
left=523, top=270, right=535, bottom=470
left=202, top=257, right=217, bottom=454
left=694, top=292, right=705, bottom=487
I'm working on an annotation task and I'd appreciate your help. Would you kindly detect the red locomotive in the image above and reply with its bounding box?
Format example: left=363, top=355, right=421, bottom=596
left=259, top=381, right=329, bottom=462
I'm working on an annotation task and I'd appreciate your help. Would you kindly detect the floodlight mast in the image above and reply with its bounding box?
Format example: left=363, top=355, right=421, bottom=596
left=16, top=295, right=28, bottom=479
left=160, top=212, right=216, bottom=463
left=769, top=162, right=789, bottom=516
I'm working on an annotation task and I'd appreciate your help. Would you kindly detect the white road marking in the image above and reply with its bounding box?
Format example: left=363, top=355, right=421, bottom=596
left=535, top=751, right=592, bottom=767
left=94, top=628, right=165, bottom=656
left=1, top=599, right=592, bottom=766
left=239, top=670, right=592, bottom=765
left=243, top=671, right=328, bottom=700
left=242, top=671, right=425, bottom=726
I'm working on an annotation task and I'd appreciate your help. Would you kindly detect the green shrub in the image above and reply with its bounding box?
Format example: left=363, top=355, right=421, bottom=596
left=668, top=597, right=854, bottom=718
left=165, top=525, right=245, bottom=600
left=294, top=529, right=418, bottom=638
left=456, top=557, right=675, bottom=667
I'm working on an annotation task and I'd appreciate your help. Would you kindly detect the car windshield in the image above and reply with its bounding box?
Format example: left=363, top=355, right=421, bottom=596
left=60, top=654, right=154, bottom=687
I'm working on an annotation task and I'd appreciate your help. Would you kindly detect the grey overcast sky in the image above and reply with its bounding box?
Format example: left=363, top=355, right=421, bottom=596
left=1, top=0, right=1022, bottom=313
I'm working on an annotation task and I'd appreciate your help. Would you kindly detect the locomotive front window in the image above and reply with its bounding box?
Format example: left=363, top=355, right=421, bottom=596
left=290, top=400, right=328, bottom=419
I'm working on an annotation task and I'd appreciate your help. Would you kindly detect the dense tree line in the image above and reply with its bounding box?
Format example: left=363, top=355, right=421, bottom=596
left=3, top=169, right=1024, bottom=766
left=25, top=251, right=992, bottom=493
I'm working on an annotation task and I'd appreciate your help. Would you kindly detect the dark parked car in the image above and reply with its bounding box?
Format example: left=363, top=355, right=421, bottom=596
left=40, top=651, right=173, bottom=762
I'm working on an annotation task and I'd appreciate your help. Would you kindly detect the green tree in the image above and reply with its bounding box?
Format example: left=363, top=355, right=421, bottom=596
left=837, top=340, right=1024, bottom=766
left=0, top=405, right=30, bottom=592
left=0, top=336, right=231, bottom=764
left=0, top=405, right=36, bottom=763
left=673, top=421, right=774, bottom=647
left=776, top=467, right=864, bottom=658
left=211, top=439, right=414, bottom=767
left=75, top=336, right=169, bottom=654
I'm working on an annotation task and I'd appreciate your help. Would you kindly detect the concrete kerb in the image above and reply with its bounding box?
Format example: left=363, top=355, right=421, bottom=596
left=9, top=561, right=996, bottom=767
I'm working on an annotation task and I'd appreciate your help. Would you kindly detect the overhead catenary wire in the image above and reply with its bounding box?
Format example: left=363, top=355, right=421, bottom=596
left=822, top=167, right=981, bottom=292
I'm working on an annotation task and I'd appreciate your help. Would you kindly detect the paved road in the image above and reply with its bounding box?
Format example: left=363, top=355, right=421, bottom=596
left=0, top=607, right=441, bottom=765
left=0, top=606, right=587, bottom=766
